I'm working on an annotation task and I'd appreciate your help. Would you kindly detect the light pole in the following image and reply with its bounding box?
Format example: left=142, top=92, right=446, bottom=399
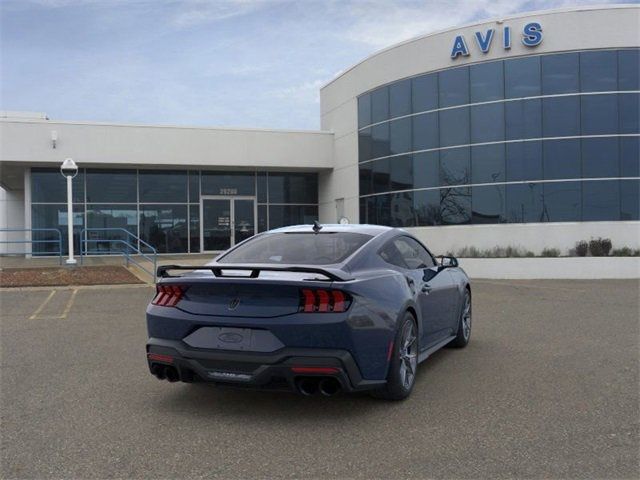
left=60, top=158, right=78, bottom=265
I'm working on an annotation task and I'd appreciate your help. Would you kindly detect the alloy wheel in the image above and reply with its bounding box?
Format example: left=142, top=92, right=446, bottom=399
left=462, top=291, right=471, bottom=341
left=398, top=320, right=418, bottom=390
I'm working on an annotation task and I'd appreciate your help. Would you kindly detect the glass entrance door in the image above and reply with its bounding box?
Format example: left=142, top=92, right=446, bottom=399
left=201, top=197, right=255, bottom=252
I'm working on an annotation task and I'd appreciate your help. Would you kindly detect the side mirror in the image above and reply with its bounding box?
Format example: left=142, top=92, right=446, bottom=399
left=438, top=255, right=458, bottom=268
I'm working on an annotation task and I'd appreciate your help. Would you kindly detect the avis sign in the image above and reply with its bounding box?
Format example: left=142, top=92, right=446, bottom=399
left=450, top=22, right=543, bottom=59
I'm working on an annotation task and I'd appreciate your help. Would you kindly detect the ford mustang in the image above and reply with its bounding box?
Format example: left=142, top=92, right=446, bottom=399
left=146, top=223, right=472, bottom=400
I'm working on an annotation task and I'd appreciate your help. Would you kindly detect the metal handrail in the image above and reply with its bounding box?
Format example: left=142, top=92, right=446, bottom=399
left=79, top=228, right=157, bottom=282
left=0, top=228, right=63, bottom=265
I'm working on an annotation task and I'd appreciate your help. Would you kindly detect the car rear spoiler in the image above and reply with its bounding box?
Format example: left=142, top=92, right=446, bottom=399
left=156, top=264, right=351, bottom=282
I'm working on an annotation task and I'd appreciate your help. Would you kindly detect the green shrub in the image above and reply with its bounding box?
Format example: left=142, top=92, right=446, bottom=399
left=611, top=247, right=640, bottom=257
left=574, top=241, right=589, bottom=257
left=541, top=248, right=561, bottom=257
left=589, top=237, right=612, bottom=257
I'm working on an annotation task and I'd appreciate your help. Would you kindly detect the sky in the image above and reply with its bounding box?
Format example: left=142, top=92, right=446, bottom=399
left=0, top=0, right=627, bottom=130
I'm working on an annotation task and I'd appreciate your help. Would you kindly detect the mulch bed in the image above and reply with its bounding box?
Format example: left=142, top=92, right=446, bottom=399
left=0, top=266, right=144, bottom=287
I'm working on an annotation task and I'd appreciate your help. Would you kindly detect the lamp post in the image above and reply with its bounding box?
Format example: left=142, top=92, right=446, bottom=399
left=60, top=158, right=78, bottom=265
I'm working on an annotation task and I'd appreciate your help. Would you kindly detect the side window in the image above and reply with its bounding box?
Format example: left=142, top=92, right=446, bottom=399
left=393, top=237, right=436, bottom=269
left=379, top=241, right=408, bottom=269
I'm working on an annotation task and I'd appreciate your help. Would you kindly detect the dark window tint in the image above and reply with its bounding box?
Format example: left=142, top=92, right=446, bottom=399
left=581, top=94, right=618, bottom=135
left=31, top=204, right=84, bottom=255
left=379, top=239, right=407, bottom=268
left=620, top=179, right=640, bottom=220
left=358, top=93, right=372, bottom=128
left=389, top=79, right=412, bottom=118
left=366, top=195, right=390, bottom=226
left=470, top=103, right=504, bottom=143
left=189, top=171, right=200, bottom=202
left=219, top=232, right=371, bottom=265
left=541, top=53, right=579, bottom=95
left=257, top=204, right=268, bottom=233
left=471, top=144, right=505, bottom=184
left=440, top=147, right=470, bottom=186
left=472, top=185, right=505, bottom=224
left=618, top=49, right=640, bottom=91
left=359, top=162, right=372, bottom=195
left=440, top=187, right=471, bottom=225
left=139, top=205, right=188, bottom=253
left=390, top=192, right=416, bottom=227
left=257, top=172, right=267, bottom=203
left=201, top=171, right=255, bottom=196
left=391, top=236, right=435, bottom=269
left=412, top=112, right=438, bottom=151
left=543, top=181, right=581, bottom=222
left=371, top=87, right=389, bottom=123
left=414, top=189, right=441, bottom=226
left=389, top=117, right=412, bottom=155
left=582, top=138, right=619, bottom=178
left=391, top=155, right=413, bottom=191
left=268, top=173, right=317, bottom=204
left=580, top=50, right=617, bottom=92
left=86, top=170, right=136, bottom=203
left=470, top=61, right=504, bottom=102
left=543, top=96, right=580, bottom=137
left=505, top=56, right=541, bottom=98
left=267, top=205, right=318, bottom=229
left=505, top=98, right=542, bottom=140
left=189, top=204, right=200, bottom=252
left=413, top=152, right=439, bottom=189
left=506, top=141, right=543, bottom=182
left=372, top=158, right=390, bottom=193
left=544, top=139, right=581, bottom=180
left=371, top=123, right=390, bottom=158
left=506, top=183, right=543, bottom=223
left=139, top=170, right=187, bottom=203
left=439, top=107, right=469, bottom=147
left=620, top=137, right=640, bottom=177
left=439, top=67, right=469, bottom=107
left=31, top=168, right=84, bottom=203
left=619, top=93, right=640, bottom=134
left=359, top=128, right=373, bottom=162
left=582, top=181, right=620, bottom=221
left=412, top=73, right=438, bottom=112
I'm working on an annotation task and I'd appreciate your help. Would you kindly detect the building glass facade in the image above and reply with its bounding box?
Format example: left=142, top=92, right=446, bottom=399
left=30, top=168, right=318, bottom=255
left=357, top=49, right=640, bottom=227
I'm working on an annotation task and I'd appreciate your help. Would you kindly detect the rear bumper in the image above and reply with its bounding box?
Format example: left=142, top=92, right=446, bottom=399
left=146, top=337, right=386, bottom=393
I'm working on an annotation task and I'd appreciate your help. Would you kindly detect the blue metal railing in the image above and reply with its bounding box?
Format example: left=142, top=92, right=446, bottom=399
left=0, top=228, right=63, bottom=264
left=79, top=228, right=157, bottom=281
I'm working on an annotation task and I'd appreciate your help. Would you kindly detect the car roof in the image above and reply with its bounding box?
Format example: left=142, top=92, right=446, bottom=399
left=267, top=223, right=394, bottom=236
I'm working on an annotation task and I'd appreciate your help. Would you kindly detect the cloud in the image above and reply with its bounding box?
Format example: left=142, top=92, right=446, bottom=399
left=169, top=0, right=281, bottom=28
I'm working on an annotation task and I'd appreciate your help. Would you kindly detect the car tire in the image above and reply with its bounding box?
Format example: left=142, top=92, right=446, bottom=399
left=370, top=312, right=418, bottom=401
left=448, top=287, right=471, bottom=349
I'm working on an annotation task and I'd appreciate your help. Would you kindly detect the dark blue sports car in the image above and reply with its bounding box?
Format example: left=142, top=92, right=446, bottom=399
left=146, top=223, right=472, bottom=400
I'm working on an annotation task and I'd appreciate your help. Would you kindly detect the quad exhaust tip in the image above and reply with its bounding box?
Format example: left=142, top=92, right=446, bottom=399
left=295, top=377, right=342, bottom=396
left=151, top=364, right=179, bottom=382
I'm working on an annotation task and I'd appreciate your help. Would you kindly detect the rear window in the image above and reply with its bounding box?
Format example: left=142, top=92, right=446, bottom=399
left=218, top=232, right=373, bottom=265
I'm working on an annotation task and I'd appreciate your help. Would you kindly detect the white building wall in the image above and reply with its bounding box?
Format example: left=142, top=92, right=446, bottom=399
left=0, top=186, right=25, bottom=254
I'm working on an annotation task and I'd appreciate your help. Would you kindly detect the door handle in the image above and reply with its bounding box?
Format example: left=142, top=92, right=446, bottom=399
left=421, top=283, right=432, bottom=294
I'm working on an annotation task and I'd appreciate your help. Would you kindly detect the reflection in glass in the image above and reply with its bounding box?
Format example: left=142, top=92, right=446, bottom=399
left=618, top=49, right=640, bottom=91
left=439, top=67, right=469, bottom=107
left=543, top=182, right=581, bottom=222
left=506, top=183, right=543, bottom=223
left=471, top=144, right=505, bottom=184
left=139, top=205, right=188, bottom=253
left=505, top=56, right=541, bottom=98
left=440, top=148, right=470, bottom=186
left=581, top=94, right=618, bottom=135
left=620, top=180, right=640, bottom=220
left=544, top=139, right=581, bottom=180
left=541, top=53, right=579, bottom=95
left=506, top=141, right=543, bottom=182
left=258, top=204, right=268, bottom=233
left=268, top=173, right=317, bottom=204
left=31, top=204, right=84, bottom=255
left=583, top=181, right=620, bottom=222
left=372, top=158, right=390, bottom=193
left=32, top=169, right=85, bottom=203
left=505, top=99, right=542, bottom=140
left=440, top=187, right=471, bottom=225
left=389, top=79, right=411, bottom=118
left=189, top=171, right=200, bottom=203
left=86, top=205, right=137, bottom=253
left=358, top=93, right=371, bottom=128
left=391, top=155, right=413, bottom=191
left=359, top=162, right=372, bottom=195
left=580, top=50, right=617, bottom=92
left=371, top=86, right=389, bottom=123
left=470, top=61, right=504, bottom=102
left=359, top=128, right=373, bottom=162
left=413, top=152, right=439, bottom=189
left=582, top=138, right=619, bottom=178
left=390, top=192, right=415, bottom=227
left=139, top=170, right=187, bottom=203
left=257, top=172, right=267, bottom=203
left=543, top=96, right=580, bottom=137
left=268, top=205, right=318, bottom=229
left=620, top=137, right=640, bottom=177
left=619, top=93, right=640, bottom=134
left=412, top=112, right=438, bottom=151
left=470, top=103, right=504, bottom=143
left=371, top=123, right=390, bottom=159
left=472, top=185, right=505, bottom=224
left=86, top=170, right=136, bottom=203
left=189, top=204, right=200, bottom=253
left=202, top=199, right=231, bottom=251
left=439, top=108, right=469, bottom=147
left=413, top=189, right=441, bottom=226
left=234, top=199, right=255, bottom=244
left=389, top=117, right=412, bottom=155
left=412, top=73, right=438, bottom=113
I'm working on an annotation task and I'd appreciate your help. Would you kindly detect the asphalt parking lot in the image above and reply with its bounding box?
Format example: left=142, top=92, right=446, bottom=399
left=1, top=279, right=638, bottom=479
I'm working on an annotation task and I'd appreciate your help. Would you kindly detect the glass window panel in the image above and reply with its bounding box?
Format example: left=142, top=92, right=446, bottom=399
left=370, top=86, right=389, bottom=123
left=582, top=181, right=620, bottom=222
left=389, top=117, right=412, bottom=155
left=506, top=141, right=543, bottom=182
left=31, top=168, right=85, bottom=204
left=257, top=204, right=268, bottom=232
left=472, top=185, right=505, bottom=224
left=413, top=152, right=439, bottom=189
left=439, top=107, right=469, bottom=147
left=371, top=195, right=391, bottom=226
left=390, top=191, right=416, bottom=227
left=544, top=139, right=581, bottom=180
left=440, top=147, right=470, bottom=186
left=620, top=137, right=640, bottom=177
left=359, top=128, right=373, bottom=162
left=189, top=171, right=200, bottom=203
left=470, top=61, right=504, bottom=102
left=389, top=79, right=411, bottom=118
left=139, top=205, right=188, bottom=253
left=541, top=53, right=579, bottom=95
left=257, top=172, right=267, bottom=203
left=506, top=183, right=543, bottom=223
left=359, top=162, right=372, bottom=195
left=505, top=56, right=541, bottom=98
left=440, top=187, right=471, bottom=225
left=86, top=169, right=136, bottom=203
left=412, top=73, right=438, bottom=113
left=268, top=205, right=318, bottom=229
left=414, top=189, right=441, bottom=226
left=390, top=155, right=413, bottom=191
left=580, top=50, right=617, bottom=92
left=542, top=96, right=580, bottom=137
left=139, top=170, right=187, bottom=203
left=439, top=67, right=469, bottom=107
left=86, top=205, right=137, bottom=254
left=619, top=93, right=640, bottom=134
left=581, top=94, right=618, bottom=135
left=505, top=98, right=542, bottom=140
left=471, top=144, right=505, bottom=184
left=372, top=158, right=390, bottom=193
left=189, top=204, right=200, bottom=252
left=267, top=173, right=317, bottom=204
left=470, top=103, right=504, bottom=143
left=358, top=93, right=372, bottom=128
left=31, top=204, right=84, bottom=255
left=582, top=138, right=619, bottom=178
left=371, top=123, right=390, bottom=158
left=201, top=171, right=255, bottom=196
left=543, top=181, right=581, bottom=222
left=619, top=49, right=640, bottom=91
left=620, top=179, right=640, bottom=220
left=412, top=112, right=438, bottom=151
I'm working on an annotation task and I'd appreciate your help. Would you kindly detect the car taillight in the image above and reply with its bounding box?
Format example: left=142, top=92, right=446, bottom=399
left=152, top=284, right=186, bottom=307
left=300, top=289, right=351, bottom=313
